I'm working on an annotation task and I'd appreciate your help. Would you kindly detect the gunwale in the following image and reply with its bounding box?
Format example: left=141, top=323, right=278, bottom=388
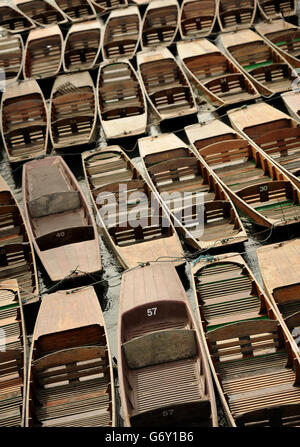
left=49, top=71, right=98, bottom=150
left=217, top=0, right=257, bottom=33
left=255, top=19, right=300, bottom=69
left=25, top=286, right=115, bottom=427
left=118, top=262, right=218, bottom=427
left=176, top=38, right=260, bottom=107
left=141, top=0, right=179, bottom=50
left=23, top=24, right=63, bottom=80
left=102, top=6, right=141, bottom=63
left=185, top=119, right=300, bottom=229
left=22, top=155, right=102, bottom=282
left=0, top=78, right=49, bottom=163
left=227, top=102, right=300, bottom=188
left=220, top=28, right=295, bottom=97
left=97, top=59, right=147, bottom=140
left=82, top=146, right=184, bottom=269
left=63, top=20, right=102, bottom=73
left=138, top=132, right=247, bottom=251
left=190, top=252, right=300, bottom=427
left=179, top=0, right=217, bottom=40
left=137, top=47, right=197, bottom=121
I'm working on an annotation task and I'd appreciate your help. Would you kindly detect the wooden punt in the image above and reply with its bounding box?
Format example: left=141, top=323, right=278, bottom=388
left=217, top=0, right=257, bottom=32
left=118, top=262, right=218, bottom=427
left=138, top=133, right=247, bottom=251
left=0, top=279, right=27, bottom=426
left=97, top=60, right=147, bottom=140
left=141, top=0, right=179, bottom=49
left=0, top=176, right=38, bottom=305
left=257, top=239, right=300, bottom=355
left=49, top=71, right=98, bottom=151
left=1, top=79, right=48, bottom=163
left=255, top=19, right=300, bottom=69
left=54, top=0, right=96, bottom=23
left=89, top=0, right=128, bottom=15
left=191, top=252, right=300, bottom=427
left=227, top=102, right=300, bottom=189
left=137, top=47, right=197, bottom=121
left=0, top=3, right=35, bottom=33
left=26, top=286, right=115, bottom=427
left=23, top=156, right=102, bottom=282
left=102, top=6, right=141, bottom=62
left=282, top=91, right=300, bottom=122
left=185, top=120, right=300, bottom=229
left=220, top=29, right=295, bottom=97
left=0, top=28, right=23, bottom=86
left=14, top=0, right=67, bottom=26
left=23, top=25, right=63, bottom=80
left=177, top=38, right=260, bottom=108
left=257, top=0, right=296, bottom=20
left=63, top=20, right=102, bottom=72
left=82, top=146, right=184, bottom=269
left=179, top=0, right=217, bottom=40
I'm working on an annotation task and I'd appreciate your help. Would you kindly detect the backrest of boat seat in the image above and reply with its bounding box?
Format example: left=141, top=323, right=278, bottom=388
left=200, top=139, right=250, bottom=167
left=144, top=148, right=188, bottom=167
left=33, top=345, right=107, bottom=387
left=273, top=284, right=300, bottom=305
left=36, top=225, right=94, bottom=251
left=284, top=310, right=300, bottom=331
left=254, top=128, right=300, bottom=155
left=148, top=157, right=200, bottom=186
left=123, top=328, right=197, bottom=369
left=207, top=319, right=281, bottom=363
left=230, top=41, right=271, bottom=67
left=236, top=180, right=293, bottom=204
left=235, top=403, right=300, bottom=427
left=185, top=53, right=228, bottom=79
left=130, top=400, right=211, bottom=427
left=182, top=1, right=215, bottom=20
left=28, top=191, right=81, bottom=218
left=271, top=31, right=300, bottom=51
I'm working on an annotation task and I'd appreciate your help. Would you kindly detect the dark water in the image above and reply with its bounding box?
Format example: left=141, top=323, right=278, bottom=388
left=1, top=2, right=299, bottom=426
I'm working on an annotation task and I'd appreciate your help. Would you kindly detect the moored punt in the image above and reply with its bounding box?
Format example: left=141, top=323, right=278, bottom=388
left=0, top=3, right=35, bottom=33
left=177, top=38, right=260, bottom=108
left=191, top=253, right=300, bottom=427
left=141, top=0, right=179, bottom=49
left=217, top=0, right=257, bottom=32
left=0, top=176, right=39, bottom=305
left=14, top=0, right=67, bottom=26
left=55, top=0, right=97, bottom=23
left=257, top=0, right=296, bottom=20
left=282, top=91, right=300, bottom=122
left=97, top=60, right=147, bottom=140
left=89, top=0, right=128, bottom=14
left=82, top=146, right=184, bottom=269
left=0, top=28, right=23, bottom=85
left=1, top=79, right=48, bottom=163
left=179, top=0, right=217, bottom=40
left=118, top=262, right=218, bottom=427
left=220, top=29, right=294, bottom=97
left=185, top=120, right=300, bottom=229
left=227, top=102, right=300, bottom=188
left=102, top=6, right=141, bottom=62
left=255, top=19, right=300, bottom=69
left=63, top=20, right=102, bottom=72
left=0, top=279, right=27, bottom=426
left=23, top=25, right=63, bottom=80
left=138, top=133, right=247, bottom=251
left=26, top=286, right=115, bottom=427
left=137, top=47, right=197, bottom=122
left=50, top=71, right=98, bottom=151
left=257, top=239, right=300, bottom=354
left=23, top=156, right=102, bottom=282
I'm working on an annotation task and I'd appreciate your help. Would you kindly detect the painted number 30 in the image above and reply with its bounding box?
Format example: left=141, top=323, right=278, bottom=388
left=147, top=307, right=157, bottom=317
left=259, top=185, right=268, bottom=192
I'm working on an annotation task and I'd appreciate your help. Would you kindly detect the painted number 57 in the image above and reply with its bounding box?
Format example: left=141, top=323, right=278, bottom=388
left=147, top=307, right=157, bottom=317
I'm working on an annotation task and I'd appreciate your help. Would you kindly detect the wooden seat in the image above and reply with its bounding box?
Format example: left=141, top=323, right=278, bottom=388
left=181, top=0, right=215, bottom=37
left=25, top=36, right=62, bottom=79
left=17, top=0, right=65, bottom=25
left=104, top=15, right=139, bottom=59
left=65, top=30, right=100, bottom=70
left=0, top=6, right=33, bottom=32
left=55, top=0, right=95, bottom=20
left=142, top=7, right=178, bottom=47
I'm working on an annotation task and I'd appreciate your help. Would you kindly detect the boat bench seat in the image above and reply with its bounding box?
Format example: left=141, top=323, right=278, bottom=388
left=220, top=7, right=253, bottom=28
left=254, top=128, right=300, bottom=160
left=205, top=73, right=247, bottom=96
left=235, top=403, right=300, bottom=427
left=248, top=63, right=290, bottom=84
left=104, top=38, right=137, bottom=59
left=236, top=180, right=293, bottom=207
left=28, top=191, right=81, bottom=218
left=35, top=225, right=94, bottom=251
left=123, top=328, right=197, bottom=369
left=272, top=31, right=300, bottom=53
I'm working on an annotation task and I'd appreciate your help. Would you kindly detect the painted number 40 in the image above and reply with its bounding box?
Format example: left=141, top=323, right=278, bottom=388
left=147, top=307, right=157, bottom=317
